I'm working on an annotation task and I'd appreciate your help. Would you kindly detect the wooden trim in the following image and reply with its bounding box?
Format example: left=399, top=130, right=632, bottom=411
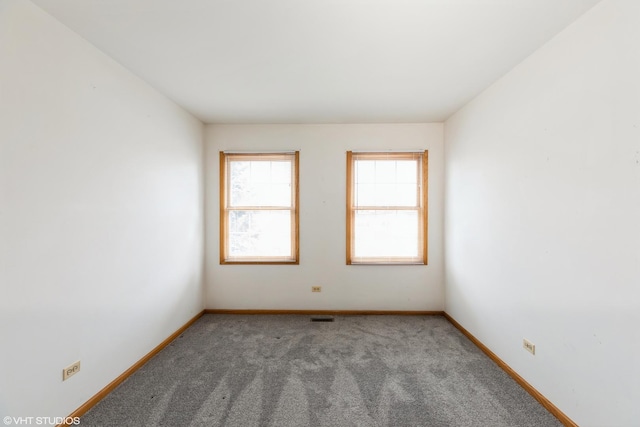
left=422, top=150, right=429, bottom=265
left=346, top=151, right=429, bottom=265
left=58, top=311, right=205, bottom=427
left=351, top=152, right=422, bottom=160
left=348, top=260, right=426, bottom=265
left=294, top=150, right=300, bottom=263
left=443, top=313, right=578, bottom=427
left=59, top=309, right=574, bottom=426
left=226, top=206, right=295, bottom=211
left=220, top=260, right=299, bottom=265
left=204, top=309, right=444, bottom=316
left=219, top=151, right=226, bottom=264
left=223, top=152, right=294, bottom=159
left=346, top=151, right=353, bottom=265
left=352, top=206, right=420, bottom=211
left=219, top=151, right=299, bottom=264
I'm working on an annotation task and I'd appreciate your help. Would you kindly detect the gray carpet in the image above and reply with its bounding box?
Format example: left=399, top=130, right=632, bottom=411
left=80, top=315, right=562, bottom=426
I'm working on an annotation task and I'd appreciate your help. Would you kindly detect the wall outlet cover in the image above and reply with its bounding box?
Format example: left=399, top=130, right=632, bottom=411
left=523, top=339, right=535, bottom=355
left=63, top=361, right=81, bottom=380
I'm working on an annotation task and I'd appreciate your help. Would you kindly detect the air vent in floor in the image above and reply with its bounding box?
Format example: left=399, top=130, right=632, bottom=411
left=310, top=317, right=335, bottom=322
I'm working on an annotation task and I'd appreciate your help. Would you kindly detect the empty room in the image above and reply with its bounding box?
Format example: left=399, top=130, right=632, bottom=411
left=1, top=0, right=638, bottom=426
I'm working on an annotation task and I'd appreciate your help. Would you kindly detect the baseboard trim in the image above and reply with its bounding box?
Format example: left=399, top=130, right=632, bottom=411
left=58, top=310, right=205, bottom=427
left=443, top=313, right=578, bottom=427
left=59, top=309, right=572, bottom=426
left=204, top=309, right=444, bottom=316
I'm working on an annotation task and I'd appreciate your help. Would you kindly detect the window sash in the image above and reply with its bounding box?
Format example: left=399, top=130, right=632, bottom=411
left=220, top=152, right=299, bottom=264
left=353, top=154, right=421, bottom=209
left=347, top=151, right=428, bottom=265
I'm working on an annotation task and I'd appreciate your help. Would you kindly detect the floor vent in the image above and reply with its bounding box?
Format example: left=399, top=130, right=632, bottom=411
left=310, top=317, right=335, bottom=322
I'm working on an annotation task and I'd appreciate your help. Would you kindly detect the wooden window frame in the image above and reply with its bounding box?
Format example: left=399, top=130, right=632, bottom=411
left=220, top=151, right=299, bottom=265
left=346, top=151, right=428, bottom=265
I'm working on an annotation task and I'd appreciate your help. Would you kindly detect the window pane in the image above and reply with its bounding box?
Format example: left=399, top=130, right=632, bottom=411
left=354, top=183, right=376, bottom=206
left=229, top=210, right=291, bottom=258
left=249, top=161, right=270, bottom=182
left=396, top=160, right=417, bottom=183
left=375, top=183, right=396, bottom=206
left=355, top=160, right=376, bottom=184
left=229, top=160, right=292, bottom=207
left=355, top=183, right=417, bottom=207
left=229, top=161, right=250, bottom=204
left=395, top=183, right=418, bottom=206
left=354, top=159, right=418, bottom=207
left=375, top=160, right=396, bottom=183
left=353, top=210, right=419, bottom=258
left=271, top=160, right=292, bottom=183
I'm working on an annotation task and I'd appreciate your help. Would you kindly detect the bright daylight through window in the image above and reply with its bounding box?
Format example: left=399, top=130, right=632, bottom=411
left=220, top=152, right=299, bottom=264
left=347, top=151, right=428, bottom=265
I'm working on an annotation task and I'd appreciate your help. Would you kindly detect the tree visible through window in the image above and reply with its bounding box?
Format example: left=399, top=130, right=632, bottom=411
left=346, top=151, right=428, bottom=264
left=220, top=152, right=299, bottom=264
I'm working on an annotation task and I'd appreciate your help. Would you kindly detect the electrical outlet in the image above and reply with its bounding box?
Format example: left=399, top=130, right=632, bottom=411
left=311, top=286, right=322, bottom=293
left=523, top=339, right=535, bottom=355
left=63, top=361, right=81, bottom=380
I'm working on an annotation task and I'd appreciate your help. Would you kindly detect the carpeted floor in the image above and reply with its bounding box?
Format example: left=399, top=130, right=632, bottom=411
left=80, top=315, right=562, bottom=426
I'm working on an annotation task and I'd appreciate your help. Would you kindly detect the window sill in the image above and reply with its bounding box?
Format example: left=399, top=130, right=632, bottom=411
left=221, top=260, right=299, bottom=265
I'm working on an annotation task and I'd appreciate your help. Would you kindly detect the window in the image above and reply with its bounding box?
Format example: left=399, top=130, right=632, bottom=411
left=346, top=151, right=428, bottom=265
left=220, top=152, right=299, bottom=264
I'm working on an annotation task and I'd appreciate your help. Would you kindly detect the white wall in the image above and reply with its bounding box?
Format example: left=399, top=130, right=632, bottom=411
left=205, top=124, right=444, bottom=311
left=0, top=1, right=204, bottom=420
left=444, top=0, right=640, bottom=425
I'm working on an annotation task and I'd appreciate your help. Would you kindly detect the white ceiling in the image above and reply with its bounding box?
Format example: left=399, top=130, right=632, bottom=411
left=31, top=0, right=600, bottom=124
